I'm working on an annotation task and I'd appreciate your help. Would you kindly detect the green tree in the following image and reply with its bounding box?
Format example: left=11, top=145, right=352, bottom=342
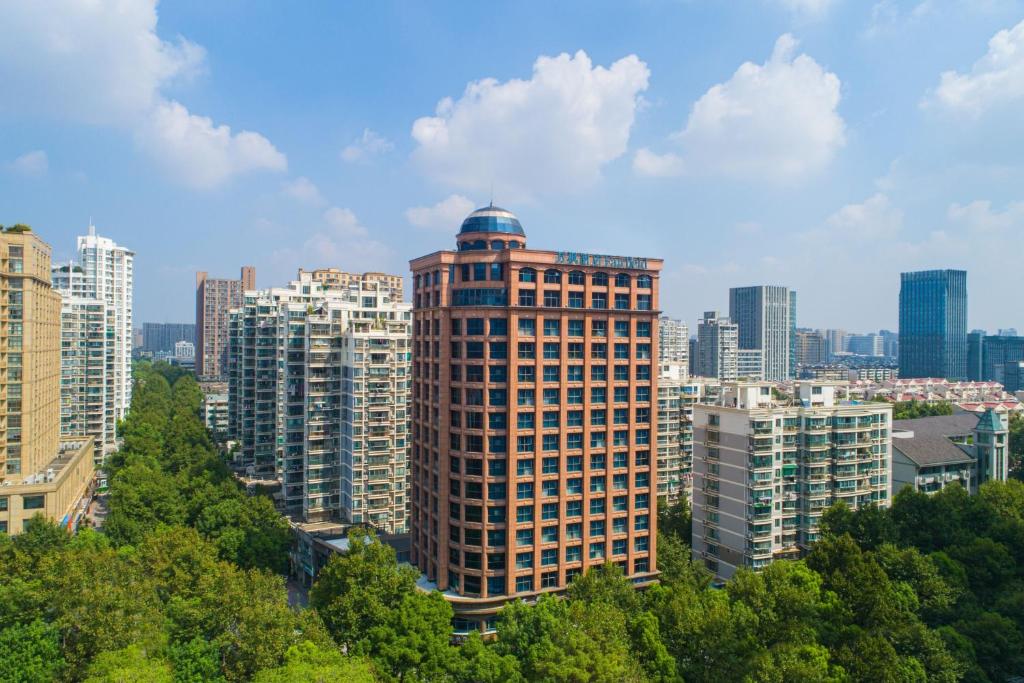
left=0, top=620, right=65, bottom=683
left=84, top=644, right=174, bottom=683
left=252, top=641, right=376, bottom=683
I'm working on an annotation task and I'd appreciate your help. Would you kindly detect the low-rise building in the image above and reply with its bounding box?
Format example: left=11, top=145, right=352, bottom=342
left=891, top=410, right=1009, bottom=495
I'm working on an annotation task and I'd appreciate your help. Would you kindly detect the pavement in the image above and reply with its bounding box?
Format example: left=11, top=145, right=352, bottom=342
left=85, top=494, right=109, bottom=530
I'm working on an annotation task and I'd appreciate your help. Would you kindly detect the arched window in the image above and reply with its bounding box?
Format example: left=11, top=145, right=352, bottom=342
left=615, top=273, right=631, bottom=288
left=519, top=268, right=537, bottom=283
left=568, top=271, right=585, bottom=285
left=491, top=240, right=505, bottom=250
left=592, top=272, right=608, bottom=286
left=415, top=274, right=421, bottom=289
left=509, top=241, right=522, bottom=249
left=543, top=269, right=562, bottom=284
left=637, top=274, right=652, bottom=289
left=473, top=240, right=487, bottom=250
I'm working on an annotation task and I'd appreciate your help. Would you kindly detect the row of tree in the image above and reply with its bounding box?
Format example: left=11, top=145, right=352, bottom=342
left=2, top=361, right=1023, bottom=681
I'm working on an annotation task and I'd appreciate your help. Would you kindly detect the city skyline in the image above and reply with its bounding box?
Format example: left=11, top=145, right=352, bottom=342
left=2, top=2, right=1024, bottom=331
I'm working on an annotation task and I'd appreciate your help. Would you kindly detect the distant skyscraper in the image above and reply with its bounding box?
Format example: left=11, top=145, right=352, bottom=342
left=998, top=328, right=1018, bottom=337
left=898, top=270, right=967, bottom=379
left=696, top=311, right=738, bottom=380
left=659, top=316, right=689, bottom=367
left=795, top=330, right=827, bottom=367
left=53, top=225, right=134, bottom=422
left=824, top=329, right=847, bottom=359
left=967, top=333, right=1024, bottom=385
left=729, top=285, right=795, bottom=381
left=196, top=266, right=255, bottom=379
left=847, top=334, right=884, bottom=357
left=142, top=322, right=195, bottom=353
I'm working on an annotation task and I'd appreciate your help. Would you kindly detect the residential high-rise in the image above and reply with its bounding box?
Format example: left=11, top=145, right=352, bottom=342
left=659, top=317, right=689, bottom=368
left=898, top=269, right=967, bottom=380
left=227, top=270, right=411, bottom=530
left=0, top=226, right=94, bottom=535
left=737, top=349, right=763, bottom=380
left=879, top=329, right=899, bottom=359
left=298, top=268, right=405, bottom=301
left=729, top=285, right=795, bottom=381
left=795, top=330, right=827, bottom=367
left=695, top=311, right=738, bottom=380
left=141, top=322, right=195, bottom=354
left=52, top=226, right=134, bottom=421
left=59, top=296, right=115, bottom=459
left=196, top=266, right=255, bottom=379
left=409, top=206, right=662, bottom=631
left=691, top=381, right=891, bottom=579
left=825, top=329, right=847, bottom=359
left=847, top=333, right=884, bottom=357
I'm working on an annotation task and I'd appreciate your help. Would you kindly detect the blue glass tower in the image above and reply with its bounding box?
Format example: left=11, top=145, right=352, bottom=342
left=898, top=269, right=968, bottom=379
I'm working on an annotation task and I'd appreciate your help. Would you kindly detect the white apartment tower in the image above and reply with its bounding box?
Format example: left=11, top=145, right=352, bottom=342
left=729, top=286, right=795, bottom=382
left=695, top=311, right=738, bottom=381
left=659, top=317, right=689, bottom=368
left=227, top=271, right=412, bottom=533
left=54, top=226, right=134, bottom=421
left=692, top=381, right=891, bottom=579
left=58, top=297, right=115, bottom=460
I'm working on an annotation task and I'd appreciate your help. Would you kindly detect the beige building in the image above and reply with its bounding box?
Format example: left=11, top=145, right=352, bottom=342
left=0, top=226, right=94, bottom=535
left=299, top=268, right=404, bottom=301
left=196, top=266, right=255, bottom=379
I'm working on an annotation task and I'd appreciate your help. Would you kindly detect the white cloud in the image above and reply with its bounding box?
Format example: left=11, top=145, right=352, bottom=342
left=136, top=101, right=286, bottom=190
left=0, top=0, right=285, bottom=188
left=773, top=0, right=837, bottom=17
left=282, top=176, right=326, bottom=206
left=405, top=194, right=476, bottom=232
left=931, top=19, right=1024, bottom=116
left=411, top=50, right=649, bottom=200
left=632, top=148, right=684, bottom=177
left=270, top=206, right=395, bottom=280
left=7, top=150, right=48, bottom=177
left=341, top=129, right=395, bottom=163
left=947, top=199, right=1024, bottom=231
left=640, top=35, right=844, bottom=182
left=824, top=192, right=903, bottom=238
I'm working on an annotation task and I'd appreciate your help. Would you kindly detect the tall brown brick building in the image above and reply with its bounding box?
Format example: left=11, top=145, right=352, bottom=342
left=409, top=206, right=662, bottom=631
left=196, top=266, right=254, bottom=379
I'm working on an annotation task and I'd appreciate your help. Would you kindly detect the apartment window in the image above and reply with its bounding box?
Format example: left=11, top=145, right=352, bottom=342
left=591, top=343, right=607, bottom=359
left=613, top=473, right=628, bottom=491
left=613, top=452, right=628, bottom=469
left=542, top=526, right=559, bottom=543
left=518, top=318, right=536, bottom=336
left=635, top=493, right=650, bottom=510
left=490, top=342, right=507, bottom=360
left=635, top=536, right=649, bottom=552
left=567, top=388, right=583, bottom=405
left=516, top=552, right=534, bottom=569
left=567, top=319, right=584, bottom=336
left=613, top=539, right=627, bottom=556
left=590, top=520, right=606, bottom=537
left=450, top=319, right=462, bottom=336
left=568, top=270, right=585, bottom=285
left=466, top=318, right=485, bottom=335
left=614, top=387, right=629, bottom=403
left=519, top=291, right=536, bottom=307
left=541, top=480, right=559, bottom=497
left=566, top=523, right=582, bottom=540
left=567, top=366, right=584, bottom=382
left=591, top=387, right=606, bottom=404
left=473, top=263, right=487, bottom=281
left=543, top=411, right=559, bottom=428
left=614, top=320, right=630, bottom=337
left=543, top=343, right=560, bottom=360
left=543, top=290, right=561, bottom=307
left=517, top=389, right=535, bottom=406
left=591, top=293, right=607, bottom=309
left=635, top=472, right=650, bottom=488
left=489, top=506, right=507, bottom=523
left=566, top=478, right=583, bottom=495
left=614, top=365, right=629, bottom=381
left=489, top=389, right=507, bottom=407
left=542, top=457, right=560, bottom=474
left=543, top=366, right=559, bottom=382
left=592, top=272, right=608, bottom=286
left=590, top=453, right=606, bottom=470
left=567, top=343, right=584, bottom=359
left=614, top=343, right=630, bottom=360
left=517, top=505, right=534, bottom=523
left=567, top=500, right=583, bottom=516
left=542, top=388, right=560, bottom=406
left=517, top=436, right=535, bottom=454
left=517, top=529, right=534, bottom=546
left=544, top=269, right=562, bottom=284
left=567, top=455, right=583, bottom=472
left=519, top=268, right=537, bottom=283
left=635, top=514, right=649, bottom=531
left=592, top=320, right=607, bottom=337
left=541, top=502, right=559, bottom=520
left=518, top=366, right=535, bottom=383
left=591, top=366, right=607, bottom=382
left=518, top=342, right=535, bottom=359
left=541, top=572, right=559, bottom=588
left=637, top=321, right=651, bottom=338
left=490, top=263, right=504, bottom=281
left=615, top=294, right=630, bottom=310
left=490, top=365, right=508, bottom=382
left=590, top=498, right=606, bottom=515
left=637, top=294, right=652, bottom=311
left=542, top=435, right=559, bottom=452
left=517, top=412, right=535, bottom=429
left=568, top=291, right=584, bottom=308
left=635, top=407, right=650, bottom=424
left=637, top=275, right=652, bottom=288
left=590, top=476, right=606, bottom=493
left=613, top=495, right=628, bottom=512
left=590, top=543, right=605, bottom=560
left=543, top=319, right=561, bottom=336
left=636, top=365, right=651, bottom=381
left=567, top=433, right=583, bottom=450
left=22, top=495, right=44, bottom=510
left=517, top=482, right=534, bottom=500
left=516, top=575, right=534, bottom=592
left=590, top=432, right=607, bottom=449
left=566, top=546, right=582, bottom=563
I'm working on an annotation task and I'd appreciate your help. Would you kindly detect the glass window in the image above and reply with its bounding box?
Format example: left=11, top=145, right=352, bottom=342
left=591, top=293, right=607, bottom=309
left=567, top=455, right=582, bottom=472
left=542, top=502, right=558, bottom=520
left=568, top=291, right=583, bottom=308
left=543, top=342, right=560, bottom=360
left=590, top=498, right=606, bottom=515
left=517, top=458, right=535, bottom=476
left=542, top=388, right=559, bottom=406
left=517, top=482, right=534, bottom=500
left=517, top=412, right=535, bottom=429
left=543, top=318, right=560, bottom=336
left=490, top=318, right=508, bottom=335
left=518, top=366, right=535, bottom=383
left=566, top=546, right=582, bottom=563
left=518, top=318, right=535, bottom=336
left=22, top=495, right=44, bottom=510
left=517, top=389, right=534, bottom=406
left=541, top=548, right=557, bottom=566
left=542, top=457, right=559, bottom=474
left=568, top=270, right=585, bottom=285
left=544, top=290, right=561, bottom=307
left=592, top=272, right=608, bottom=286
left=615, top=273, right=631, bottom=287
left=566, top=410, right=583, bottom=426
left=473, top=263, right=487, bottom=281
left=615, top=293, right=630, bottom=310
left=516, top=551, right=534, bottom=569
left=637, top=321, right=651, bottom=338
left=518, top=342, right=535, bottom=359
left=567, top=366, right=583, bottom=382
left=517, top=529, right=534, bottom=546
left=542, top=480, right=559, bottom=497
left=519, top=268, right=537, bottom=283
left=542, top=434, right=559, bottom=452
left=591, top=320, right=607, bottom=337
left=567, top=319, right=584, bottom=337
left=637, top=294, right=652, bottom=311
left=542, top=411, right=559, bottom=428
left=518, top=290, right=535, bottom=307
left=516, top=575, right=534, bottom=592
left=544, top=269, right=562, bottom=284
left=466, top=318, right=485, bottom=335
left=567, top=388, right=583, bottom=404
left=566, top=478, right=583, bottom=495
left=491, top=263, right=504, bottom=281
left=591, top=365, right=607, bottom=381
left=637, top=275, right=652, bottom=288
left=591, top=387, right=606, bottom=403
left=517, top=505, right=534, bottom=523
left=614, top=365, right=629, bottom=381
left=490, top=365, right=508, bottom=382
left=517, top=436, right=535, bottom=453
left=567, top=500, right=582, bottom=516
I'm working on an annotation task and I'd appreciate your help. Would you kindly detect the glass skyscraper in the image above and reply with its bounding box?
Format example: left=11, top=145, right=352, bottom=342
left=898, top=269, right=967, bottom=380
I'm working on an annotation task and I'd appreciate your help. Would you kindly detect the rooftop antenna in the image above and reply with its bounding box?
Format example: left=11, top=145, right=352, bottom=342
left=88, top=216, right=96, bottom=237
left=489, top=182, right=494, bottom=208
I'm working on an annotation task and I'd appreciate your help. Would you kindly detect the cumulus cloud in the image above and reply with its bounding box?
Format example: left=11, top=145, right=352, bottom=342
left=7, top=150, right=48, bottom=177
left=638, top=35, right=844, bottom=183
left=632, top=148, right=684, bottom=178
left=341, top=129, right=394, bottom=163
left=930, top=19, right=1024, bottom=116
left=948, top=199, right=1024, bottom=231
left=135, top=101, right=286, bottom=189
left=282, top=176, right=326, bottom=206
left=411, top=50, right=649, bottom=200
left=0, top=0, right=285, bottom=188
left=824, top=193, right=903, bottom=238
left=405, top=194, right=476, bottom=232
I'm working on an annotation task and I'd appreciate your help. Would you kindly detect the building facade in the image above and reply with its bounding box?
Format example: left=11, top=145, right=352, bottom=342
left=695, top=311, right=738, bottom=380
left=729, top=285, right=795, bottom=381
left=898, top=269, right=967, bottom=380
left=141, top=322, right=195, bottom=354
left=691, top=382, right=891, bottom=579
left=847, top=333, right=884, bottom=357
left=59, top=296, right=115, bottom=459
left=737, top=349, right=764, bottom=381
left=658, top=316, right=689, bottom=368
left=967, top=333, right=1024, bottom=388
left=0, top=226, right=94, bottom=535
left=795, top=330, right=827, bottom=368
left=409, top=206, right=662, bottom=629
left=52, top=226, right=134, bottom=422
left=197, top=266, right=255, bottom=379
left=298, top=268, right=405, bottom=301
left=227, top=271, right=411, bottom=531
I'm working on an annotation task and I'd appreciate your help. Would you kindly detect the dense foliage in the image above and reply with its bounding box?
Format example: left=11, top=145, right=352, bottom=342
left=877, top=400, right=955, bottom=420
left=2, top=361, right=1022, bottom=681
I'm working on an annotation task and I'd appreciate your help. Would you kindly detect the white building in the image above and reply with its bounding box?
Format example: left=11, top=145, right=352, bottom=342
left=174, top=340, right=195, bottom=359
left=696, top=311, right=738, bottom=381
left=227, top=271, right=412, bottom=533
left=659, top=317, right=689, bottom=369
left=729, top=286, right=796, bottom=381
left=692, top=381, right=892, bottom=579
left=54, top=226, right=134, bottom=422
left=58, top=296, right=115, bottom=461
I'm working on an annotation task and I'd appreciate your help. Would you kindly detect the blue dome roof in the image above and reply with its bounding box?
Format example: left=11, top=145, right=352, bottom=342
left=459, top=206, right=525, bottom=236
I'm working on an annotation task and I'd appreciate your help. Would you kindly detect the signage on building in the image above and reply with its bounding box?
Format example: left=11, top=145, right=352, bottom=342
left=555, top=252, right=649, bottom=270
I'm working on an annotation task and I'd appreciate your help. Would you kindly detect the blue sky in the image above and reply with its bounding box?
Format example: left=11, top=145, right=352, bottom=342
left=2, top=0, right=1023, bottom=332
